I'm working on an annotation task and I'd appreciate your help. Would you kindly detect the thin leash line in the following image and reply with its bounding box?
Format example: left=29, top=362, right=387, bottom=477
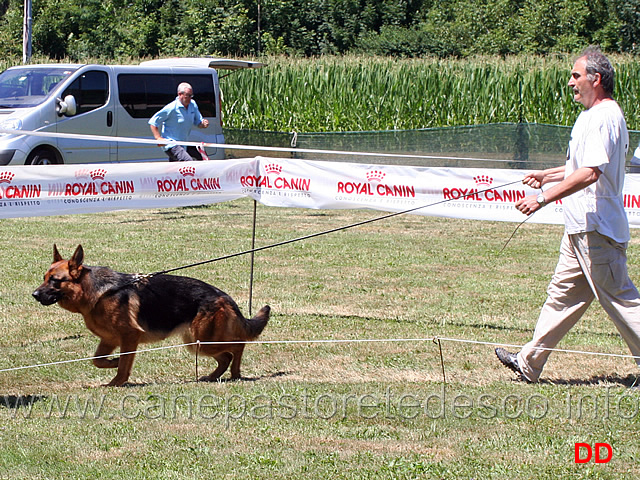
left=150, top=179, right=525, bottom=277
left=1, top=335, right=638, bottom=374
left=497, top=185, right=548, bottom=254
left=0, top=128, right=532, bottom=165
left=497, top=210, right=536, bottom=254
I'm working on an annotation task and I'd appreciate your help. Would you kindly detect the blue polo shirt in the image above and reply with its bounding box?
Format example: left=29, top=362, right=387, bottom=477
left=149, top=97, right=205, bottom=151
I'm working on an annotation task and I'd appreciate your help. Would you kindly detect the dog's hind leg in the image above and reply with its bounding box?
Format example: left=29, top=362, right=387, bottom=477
left=92, top=340, right=119, bottom=369
left=199, top=352, right=233, bottom=382
left=228, top=346, right=245, bottom=380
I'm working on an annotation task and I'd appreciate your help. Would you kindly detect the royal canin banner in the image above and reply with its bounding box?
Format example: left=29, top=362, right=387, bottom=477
left=2, top=157, right=640, bottom=227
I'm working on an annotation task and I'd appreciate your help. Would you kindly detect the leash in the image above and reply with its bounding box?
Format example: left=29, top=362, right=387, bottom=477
left=498, top=209, right=537, bottom=254
left=139, top=179, right=527, bottom=279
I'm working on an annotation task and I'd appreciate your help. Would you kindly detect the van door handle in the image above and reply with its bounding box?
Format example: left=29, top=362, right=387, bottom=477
left=107, top=111, right=113, bottom=127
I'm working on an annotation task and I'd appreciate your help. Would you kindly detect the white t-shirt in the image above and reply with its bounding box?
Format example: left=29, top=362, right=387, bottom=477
left=563, top=100, right=630, bottom=243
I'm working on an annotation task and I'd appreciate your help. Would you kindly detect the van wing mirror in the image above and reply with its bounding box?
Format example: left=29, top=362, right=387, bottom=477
left=56, top=95, right=77, bottom=117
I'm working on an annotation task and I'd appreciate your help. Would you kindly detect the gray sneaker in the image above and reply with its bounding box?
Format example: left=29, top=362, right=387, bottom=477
left=495, top=347, right=528, bottom=381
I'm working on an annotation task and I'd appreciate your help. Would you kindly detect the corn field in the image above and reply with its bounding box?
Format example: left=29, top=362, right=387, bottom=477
left=222, top=54, right=640, bottom=133
left=3, top=54, right=639, bottom=133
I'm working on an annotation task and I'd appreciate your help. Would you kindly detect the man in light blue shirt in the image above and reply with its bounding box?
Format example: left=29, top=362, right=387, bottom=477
left=149, top=82, right=209, bottom=161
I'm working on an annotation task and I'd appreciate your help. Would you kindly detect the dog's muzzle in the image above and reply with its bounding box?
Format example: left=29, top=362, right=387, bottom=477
left=32, top=288, right=61, bottom=306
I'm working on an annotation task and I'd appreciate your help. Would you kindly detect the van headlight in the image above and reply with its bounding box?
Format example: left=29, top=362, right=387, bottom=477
left=0, top=119, right=23, bottom=136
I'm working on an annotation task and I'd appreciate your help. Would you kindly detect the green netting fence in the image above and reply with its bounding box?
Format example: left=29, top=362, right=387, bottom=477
left=225, top=123, right=640, bottom=171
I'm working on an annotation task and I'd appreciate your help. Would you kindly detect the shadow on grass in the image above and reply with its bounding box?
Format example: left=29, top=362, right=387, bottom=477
left=20, top=333, right=85, bottom=347
left=194, top=370, right=290, bottom=384
left=111, top=371, right=290, bottom=388
left=0, top=394, right=46, bottom=409
left=543, top=374, right=639, bottom=388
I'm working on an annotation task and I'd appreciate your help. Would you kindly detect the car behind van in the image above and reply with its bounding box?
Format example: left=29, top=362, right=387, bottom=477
left=0, top=58, right=263, bottom=165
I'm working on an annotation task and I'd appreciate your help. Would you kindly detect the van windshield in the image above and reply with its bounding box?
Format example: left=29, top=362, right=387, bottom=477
left=0, top=67, right=78, bottom=108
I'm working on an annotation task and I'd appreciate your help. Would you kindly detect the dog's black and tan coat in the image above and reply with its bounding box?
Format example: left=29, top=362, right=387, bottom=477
left=32, top=245, right=270, bottom=386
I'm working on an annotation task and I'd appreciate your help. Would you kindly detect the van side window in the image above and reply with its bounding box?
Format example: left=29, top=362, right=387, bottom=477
left=118, top=74, right=216, bottom=119
left=61, top=70, right=109, bottom=115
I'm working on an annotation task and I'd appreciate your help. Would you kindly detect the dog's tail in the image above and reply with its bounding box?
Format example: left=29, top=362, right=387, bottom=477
left=244, top=305, right=271, bottom=339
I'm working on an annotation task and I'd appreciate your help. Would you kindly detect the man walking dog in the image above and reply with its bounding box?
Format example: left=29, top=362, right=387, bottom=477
left=495, top=46, right=640, bottom=383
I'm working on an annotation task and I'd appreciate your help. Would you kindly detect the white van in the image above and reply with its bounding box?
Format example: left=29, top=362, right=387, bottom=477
left=0, top=58, right=263, bottom=165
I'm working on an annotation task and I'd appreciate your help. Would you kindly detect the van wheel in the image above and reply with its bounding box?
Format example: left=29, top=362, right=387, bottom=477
left=26, top=148, right=61, bottom=165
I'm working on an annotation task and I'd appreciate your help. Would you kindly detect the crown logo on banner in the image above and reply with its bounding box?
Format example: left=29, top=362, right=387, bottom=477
left=90, top=169, right=107, bottom=180
left=179, top=166, right=196, bottom=177
left=265, top=163, right=282, bottom=175
left=473, top=175, right=493, bottom=186
left=0, top=171, right=15, bottom=183
left=365, top=170, right=385, bottom=182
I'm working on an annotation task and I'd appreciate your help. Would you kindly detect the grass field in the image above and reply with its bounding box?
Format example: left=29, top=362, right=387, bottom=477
left=1, top=199, right=639, bottom=478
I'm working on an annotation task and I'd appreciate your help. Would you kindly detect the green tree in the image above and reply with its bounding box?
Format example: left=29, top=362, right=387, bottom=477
left=1, top=0, right=640, bottom=61
left=614, top=0, right=640, bottom=54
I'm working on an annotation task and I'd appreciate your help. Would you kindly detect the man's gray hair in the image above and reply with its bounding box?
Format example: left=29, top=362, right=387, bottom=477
left=177, top=82, right=193, bottom=95
left=577, top=46, right=615, bottom=96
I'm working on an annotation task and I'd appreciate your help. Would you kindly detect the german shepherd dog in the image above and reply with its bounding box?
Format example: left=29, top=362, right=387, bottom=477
left=32, top=245, right=270, bottom=386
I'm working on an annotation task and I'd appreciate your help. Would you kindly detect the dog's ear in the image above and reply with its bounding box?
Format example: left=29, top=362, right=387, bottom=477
left=53, top=244, right=63, bottom=263
left=68, top=245, right=85, bottom=280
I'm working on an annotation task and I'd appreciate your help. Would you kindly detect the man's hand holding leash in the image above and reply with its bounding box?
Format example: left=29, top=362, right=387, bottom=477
left=515, top=165, right=597, bottom=216
left=515, top=168, right=560, bottom=216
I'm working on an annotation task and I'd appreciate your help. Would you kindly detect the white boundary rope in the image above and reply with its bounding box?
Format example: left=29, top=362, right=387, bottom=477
left=0, top=129, right=634, bottom=378
left=1, top=335, right=638, bottom=375
left=0, top=128, right=529, bottom=165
